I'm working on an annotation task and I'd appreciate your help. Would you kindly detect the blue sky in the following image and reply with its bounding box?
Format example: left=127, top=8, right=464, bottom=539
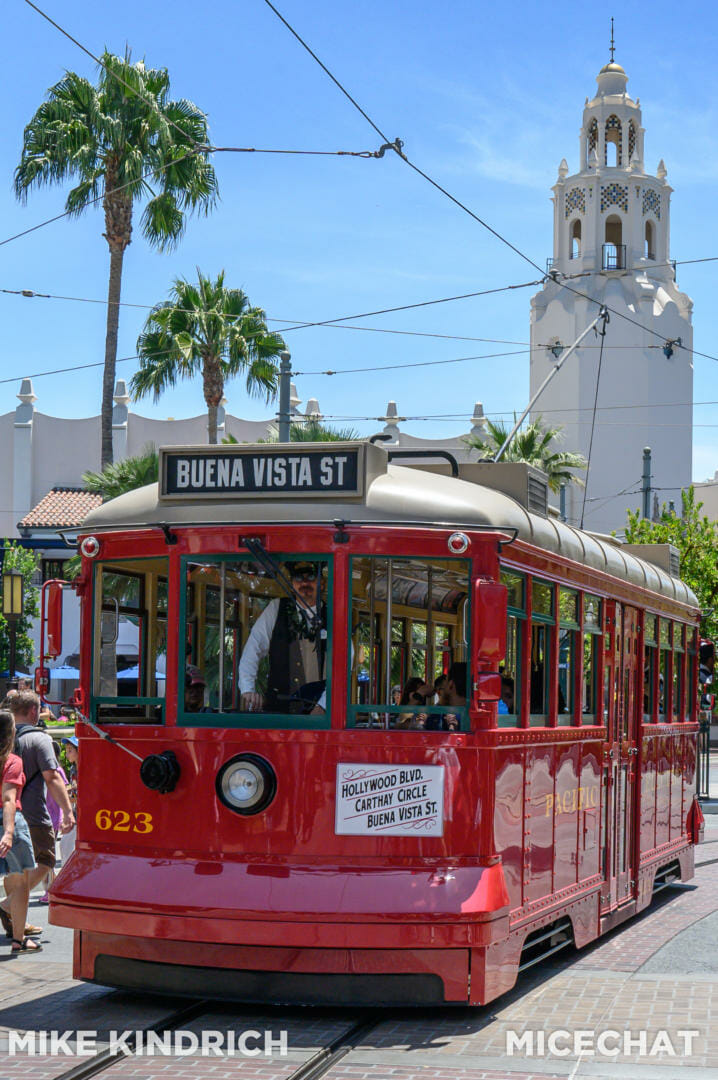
left=2, top=0, right=718, bottom=479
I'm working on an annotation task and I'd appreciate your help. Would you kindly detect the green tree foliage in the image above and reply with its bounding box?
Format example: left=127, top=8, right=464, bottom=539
left=465, top=417, right=587, bottom=493
left=15, top=50, right=218, bottom=468
left=286, top=420, right=359, bottom=442
left=82, top=445, right=159, bottom=501
left=0, top=544, right=41, bottom=674
left=131, top=270, right=285, bottom=444
left=623, top=487, right=718, bottom=640
left=66, top=448, right=160, bottom=580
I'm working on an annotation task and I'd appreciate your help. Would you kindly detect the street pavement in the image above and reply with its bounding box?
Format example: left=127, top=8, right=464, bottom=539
left=0, top=820, right=716, bottom=1080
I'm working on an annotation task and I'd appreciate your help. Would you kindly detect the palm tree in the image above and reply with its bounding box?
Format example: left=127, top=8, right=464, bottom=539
left=131, top=270, right=285, bottom=443
left=466, top=417, right=587, bottom=493
left=15, top=50, right=218, bottom=468
left=82, top=444, right=158, bottom=501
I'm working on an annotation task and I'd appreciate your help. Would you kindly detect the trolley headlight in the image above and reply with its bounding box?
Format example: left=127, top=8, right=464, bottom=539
left=216, top=754, right=276, bottom=815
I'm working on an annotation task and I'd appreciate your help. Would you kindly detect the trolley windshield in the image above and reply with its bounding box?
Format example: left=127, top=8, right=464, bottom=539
left=180, top=554, right=332, bottom=728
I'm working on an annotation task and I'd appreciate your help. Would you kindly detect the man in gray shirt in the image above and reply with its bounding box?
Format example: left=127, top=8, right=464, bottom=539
left=7, top=692, right=75, bottom=890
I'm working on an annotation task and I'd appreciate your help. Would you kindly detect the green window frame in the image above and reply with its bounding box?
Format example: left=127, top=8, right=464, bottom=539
left=558, top=587, right=579, bottom=725
left=347, top=554, right=470, bottom=731
left=499, top=568, right=525, bottom=728
left=581, top=593, right=602, bottom=724
left=658, top=618, right=670, bottom=718
left=91, top=557, right=168, bottom=725
left=178, top=553, right=333, bottom=729
left=529, top=578, right=554, bottom=726
left=672, top=622, right=685, bottom=721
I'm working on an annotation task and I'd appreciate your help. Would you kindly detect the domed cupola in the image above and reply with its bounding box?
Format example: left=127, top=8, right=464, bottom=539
left=528, top=38, right=694, bottom=535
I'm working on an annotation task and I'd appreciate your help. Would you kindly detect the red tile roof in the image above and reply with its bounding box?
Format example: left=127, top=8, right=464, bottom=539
left=19, top=488, right=103, bottom=529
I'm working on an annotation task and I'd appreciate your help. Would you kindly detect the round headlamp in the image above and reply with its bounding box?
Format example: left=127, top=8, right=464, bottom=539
left=216, top=753, right=276, bottom=815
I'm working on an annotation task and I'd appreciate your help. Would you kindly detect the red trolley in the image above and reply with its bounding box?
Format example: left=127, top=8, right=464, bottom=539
left=46, top=442, right=704, bottom=1005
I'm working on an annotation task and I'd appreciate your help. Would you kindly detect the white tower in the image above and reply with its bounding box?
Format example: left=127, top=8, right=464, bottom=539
left=529, top=57, right=693, bottom=534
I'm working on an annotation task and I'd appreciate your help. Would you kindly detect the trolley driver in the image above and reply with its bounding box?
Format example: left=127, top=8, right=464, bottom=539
left=239, top=562, right=327, bottom=714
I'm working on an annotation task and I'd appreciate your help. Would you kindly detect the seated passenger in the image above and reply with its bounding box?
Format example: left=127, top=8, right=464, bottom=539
left=499, top=675, right=515, bottom=715
left=185, top=670, right=207, bottom=712
left=426, top=662, right=466, bottom=730
left=238, top=562, right=326, bottom=714
left=395, top=677, right=431, bottom=729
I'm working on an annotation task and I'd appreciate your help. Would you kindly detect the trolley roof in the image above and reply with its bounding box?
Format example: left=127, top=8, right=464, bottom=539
left=82, top=443, right=698, bottom=608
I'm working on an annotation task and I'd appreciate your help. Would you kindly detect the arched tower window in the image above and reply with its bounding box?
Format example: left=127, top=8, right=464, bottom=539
left=645, top=220, right=655, bottom=260
left=603, top=215, right=624, bottom=269
left=628, top=120, right=637, bottom=162
left=570, top=219, right=581, bottom=259
left=605, top=115, right=622, bottom=166
left=586, top=118, right=598, bottom=160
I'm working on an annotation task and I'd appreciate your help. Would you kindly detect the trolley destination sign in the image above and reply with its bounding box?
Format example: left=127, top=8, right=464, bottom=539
left=335, top=763, right=445, bottom=837
left=159, top=445, right=363, bottom=500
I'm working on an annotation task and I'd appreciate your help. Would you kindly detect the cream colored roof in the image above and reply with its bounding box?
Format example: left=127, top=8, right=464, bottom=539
left=82, top=462, right=698, bottom=609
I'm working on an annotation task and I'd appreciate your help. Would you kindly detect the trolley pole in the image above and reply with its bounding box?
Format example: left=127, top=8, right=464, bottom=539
left=493, top=306, right=609, bottom=462
left=277, top=351, right=292, bottom=443
left=642, top=447, right=652, bottom=519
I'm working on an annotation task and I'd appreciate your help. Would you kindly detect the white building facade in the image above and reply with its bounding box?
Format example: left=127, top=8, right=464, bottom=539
left=529, top=59, right=693, bottom=534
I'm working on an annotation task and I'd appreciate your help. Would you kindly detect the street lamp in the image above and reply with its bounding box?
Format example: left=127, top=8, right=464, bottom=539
left=2, top=570, right=24, bottom=686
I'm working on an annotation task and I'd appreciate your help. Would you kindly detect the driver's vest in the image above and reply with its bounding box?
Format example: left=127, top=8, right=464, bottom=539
left=266, top=598, right=326, bottom=711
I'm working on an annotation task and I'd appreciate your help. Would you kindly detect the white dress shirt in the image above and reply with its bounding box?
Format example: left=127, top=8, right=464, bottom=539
left=238, top=598, right=320, bottom=695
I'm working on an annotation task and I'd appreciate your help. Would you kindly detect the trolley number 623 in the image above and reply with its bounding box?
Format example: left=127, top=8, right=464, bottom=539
left=95, top=809, right=153, bottom=833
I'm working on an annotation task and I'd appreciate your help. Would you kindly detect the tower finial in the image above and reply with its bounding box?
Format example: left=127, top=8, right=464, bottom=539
left=609, top=16, right=615, bottom=62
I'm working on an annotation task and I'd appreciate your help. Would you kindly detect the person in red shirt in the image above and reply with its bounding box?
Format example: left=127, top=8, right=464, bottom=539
left=0, top=710, right=42, bottom=953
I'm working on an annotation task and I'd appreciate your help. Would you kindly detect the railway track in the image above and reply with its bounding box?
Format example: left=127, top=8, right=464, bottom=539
left=49, top=999, right=384, bottom=1080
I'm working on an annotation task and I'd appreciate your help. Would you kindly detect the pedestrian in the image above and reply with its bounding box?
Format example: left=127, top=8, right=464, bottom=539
left=6, top=692, right=75, bottom=915
left=40, top=741, right=71, bottom=903
left=0, top=710, right=42, bottom=953
left=58, top=736, right=78, bottom=866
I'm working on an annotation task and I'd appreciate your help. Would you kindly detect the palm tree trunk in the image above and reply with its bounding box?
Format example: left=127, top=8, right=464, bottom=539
left=101, top=244, right=124, bottom=469
left=101, top=165, right=132, bottom=469
left=203, top=355, right=223, bottom=445
left=207, top=403, right=218, bottom=444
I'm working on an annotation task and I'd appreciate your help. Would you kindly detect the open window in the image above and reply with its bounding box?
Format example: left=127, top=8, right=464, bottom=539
left=530, top=579, right=554, bottom=725
left=570, top=219, right=581, bottom=259
left=605, top=115, right=622, bottom=166
left=645, top=220, right=655, bottom=260
left=93, top=558, right=168, bottom=723
left=181, top=555, right=332, bottom=727
left=348, top=556, right=469, bottom=731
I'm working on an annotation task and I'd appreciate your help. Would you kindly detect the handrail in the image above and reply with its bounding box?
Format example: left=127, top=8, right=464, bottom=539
left=387, top=449, right=460, bottom=477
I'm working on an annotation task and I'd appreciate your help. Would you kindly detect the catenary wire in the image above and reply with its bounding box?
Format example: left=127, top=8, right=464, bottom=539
left=16, top=0, right=718, bottom=370
left=1, top=281, right=715, bottom=353
left=3, top=283, right=718, bottom=361
left=22, top=0, right=208, bottom=151
left=0, top=147, right=205, bottom=249
left=259, top=0, right=718, bottom=365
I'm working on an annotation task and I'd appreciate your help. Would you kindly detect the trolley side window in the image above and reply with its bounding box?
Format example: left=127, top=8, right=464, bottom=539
left=499, top=568, right=524, bottom=726
left=529, top=579, right=554, bottom=725
left=92, top=558, right=168, bottom=723
left=558, top=588, right=579, bottom=723
left=644, top=614, right=658, bottom=722
left=658, top=618, right=670, bottom=717
left=688, top=628, right=698, bottom=719
left=180, top=555, right=331, bottom=728
left=348, top=556, right=469, bottom=731
left=672, top=623, right=685, bottom=721
left=582, top=594, right=601, bottom=723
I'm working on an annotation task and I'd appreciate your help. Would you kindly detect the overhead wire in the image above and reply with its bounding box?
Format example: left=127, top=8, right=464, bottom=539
left=259, top=0, right=718, bottom=366
left=22, top=0, right=208, bottom=152
left=11, top=1, right=718, bottom=366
